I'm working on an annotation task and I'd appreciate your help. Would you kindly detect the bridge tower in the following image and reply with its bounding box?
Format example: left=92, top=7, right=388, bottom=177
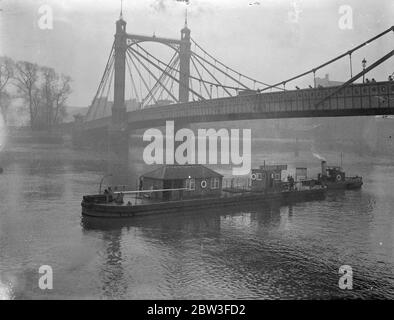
left=178, top=17, right=191, bottom=103
left=112, top=16, right=127, bottom=127
left=108, top=15, right=129, bottom=185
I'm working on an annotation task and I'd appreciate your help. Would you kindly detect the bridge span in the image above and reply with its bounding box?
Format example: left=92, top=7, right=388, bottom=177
left=84, top=80, right=394, bottom=131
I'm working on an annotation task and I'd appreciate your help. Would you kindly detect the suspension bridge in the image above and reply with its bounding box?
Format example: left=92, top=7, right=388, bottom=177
left=77, top=14, right=394, bottom=158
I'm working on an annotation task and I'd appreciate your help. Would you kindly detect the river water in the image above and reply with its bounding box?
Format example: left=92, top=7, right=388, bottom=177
left=0, top=143, right=393, bottom=299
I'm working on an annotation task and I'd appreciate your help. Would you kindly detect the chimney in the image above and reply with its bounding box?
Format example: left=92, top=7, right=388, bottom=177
left=321, top=161, right=327, bottom=177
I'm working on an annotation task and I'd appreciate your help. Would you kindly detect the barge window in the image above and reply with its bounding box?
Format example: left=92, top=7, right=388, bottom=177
left=256, top=173, right=263, bottom=180
left=211, top=178, right=220, bottom=189
left=186, top=178, right=195, bottom=190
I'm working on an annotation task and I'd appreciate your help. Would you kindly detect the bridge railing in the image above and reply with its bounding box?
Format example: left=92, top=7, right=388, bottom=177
left=127, top=81, right=394, bottom=121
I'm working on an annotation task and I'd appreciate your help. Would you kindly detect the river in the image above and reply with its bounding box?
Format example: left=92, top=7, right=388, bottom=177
left=0, top=143, right=393, bottom=299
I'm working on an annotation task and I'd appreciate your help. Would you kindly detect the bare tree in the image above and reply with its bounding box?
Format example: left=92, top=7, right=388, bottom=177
left=40, top=66, right=57, bottom=129
left=14, top=61, right=40, bottom=129
left=39, top=68, right=71, bottom=128
left=13, top=61, right=72, bottom=130
left=0, top=91, right=11, bottom=124
left=0, top=56, right=14, bottom=123
left=53, top=74, right=72, bottom=125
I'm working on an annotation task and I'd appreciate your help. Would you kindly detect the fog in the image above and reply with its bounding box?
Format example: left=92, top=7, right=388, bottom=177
left=1, top=0, right=393, bottom=107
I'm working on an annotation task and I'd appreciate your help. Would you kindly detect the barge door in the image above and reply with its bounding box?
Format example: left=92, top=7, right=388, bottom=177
left=163, top=179, right=184, bottom=200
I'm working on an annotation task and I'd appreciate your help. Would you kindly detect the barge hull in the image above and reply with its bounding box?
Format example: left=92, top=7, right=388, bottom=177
left=81, top=189, right=325, bottom=218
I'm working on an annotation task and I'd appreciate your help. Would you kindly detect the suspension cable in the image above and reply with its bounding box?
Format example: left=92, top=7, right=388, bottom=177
left=151, top=58, right=179, bottom=106
left=142, top=52, right=178, bottom=105
left=191, top=55, right=232, bottom=96
left=128, top=48, right=179, bottom=103
left=191, top=37, right=279, bottom=89
left=101, top=66, right=114, bottom=118
left=126, top=50, right=158, bottom=105
left=129, top=47, right=205, bottom=101
left=144, top=54, right=179, bottom=106
left=135, top=46, right=144, bottom=100
left=315, top=49, right=394, bottom=108
left=260, top=25, right=394, bottom=92
left=86, top=43, right=115, bottom=120
left=168, top=59, right=179, bottom=100
left=90, top=54, right=115, bottom=120
left=125, top=56, right=140, bottom=103
left=191, top=51, right=250, bottom=90
left=135, top=43, right=243, bottom=91
left=159, top=65, right=176, bottom=101
left=145, top=49, right=152, bottom=89
left=190, top=56, right=210, bottom=98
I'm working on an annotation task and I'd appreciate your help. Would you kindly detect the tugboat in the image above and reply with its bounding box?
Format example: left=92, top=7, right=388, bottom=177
left=315, top=160, right=363, bottom=190
left=81, top=164, right=326, bottom=218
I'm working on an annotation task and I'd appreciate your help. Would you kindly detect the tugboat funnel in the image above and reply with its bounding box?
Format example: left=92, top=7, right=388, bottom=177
left=321, top=161, right=327, bottom=177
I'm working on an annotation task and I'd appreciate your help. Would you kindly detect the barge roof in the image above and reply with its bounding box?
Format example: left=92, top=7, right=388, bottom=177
left=141, top=164, right=223, bottom=180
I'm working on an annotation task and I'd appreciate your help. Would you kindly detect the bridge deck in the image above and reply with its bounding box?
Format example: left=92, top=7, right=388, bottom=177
left=84, top=81, right=394, bottom=130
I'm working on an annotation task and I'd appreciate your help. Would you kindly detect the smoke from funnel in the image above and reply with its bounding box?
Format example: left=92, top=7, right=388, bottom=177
left=313, top=153, right=326, bottom=161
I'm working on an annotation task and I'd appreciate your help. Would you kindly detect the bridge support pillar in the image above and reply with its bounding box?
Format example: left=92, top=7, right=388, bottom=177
left=108, top=126, right=130, bottom=187
left=172, top=121, right=192, bottom=164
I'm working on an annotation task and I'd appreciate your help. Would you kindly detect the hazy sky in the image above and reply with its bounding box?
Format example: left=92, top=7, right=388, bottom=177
left=1, top=0, right=393, bottom=106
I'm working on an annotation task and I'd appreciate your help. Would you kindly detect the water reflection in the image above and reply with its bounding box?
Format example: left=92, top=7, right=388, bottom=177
left=99, top=229, right=127, bottom=299
left=80, top=202, right=307, bottom=299
left=81, top=202, right=282, bottom=233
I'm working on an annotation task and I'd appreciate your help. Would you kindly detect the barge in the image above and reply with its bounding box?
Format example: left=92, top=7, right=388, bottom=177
left=82, top=164, right=326, bottom=218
